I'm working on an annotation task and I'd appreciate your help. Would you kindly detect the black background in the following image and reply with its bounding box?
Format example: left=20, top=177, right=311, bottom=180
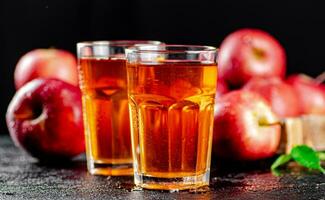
left=1, top=0, right=325, bottom=133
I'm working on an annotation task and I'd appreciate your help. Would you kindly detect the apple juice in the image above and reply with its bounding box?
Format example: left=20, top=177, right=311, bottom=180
left=79, top=58, right=132, bottom=175
left=127, top=61, right=217, bottom=183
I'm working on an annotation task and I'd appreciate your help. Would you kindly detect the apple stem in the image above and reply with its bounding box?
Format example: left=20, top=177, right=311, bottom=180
left=315, top=71, right=325, bottom=84
left=262, top=121, right=283, bottom=127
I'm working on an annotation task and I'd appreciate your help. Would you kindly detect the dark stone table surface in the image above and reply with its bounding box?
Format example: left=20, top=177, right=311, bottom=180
left=0, top=134, right=324, bottom=200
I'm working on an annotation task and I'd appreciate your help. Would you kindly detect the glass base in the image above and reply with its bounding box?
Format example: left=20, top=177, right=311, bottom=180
left=88, top=160, right=133, bottom=176
left=134, top=170, right=210, bottom=191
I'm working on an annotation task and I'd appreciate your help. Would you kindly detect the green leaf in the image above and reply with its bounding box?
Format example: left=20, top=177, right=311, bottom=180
left=291, top=145, right=325, bottom=174
left=271, top=168, right=282, bottom=177
left=271, top=154, right=292, bottom=171
left=317, top=152, right=325, bottom=161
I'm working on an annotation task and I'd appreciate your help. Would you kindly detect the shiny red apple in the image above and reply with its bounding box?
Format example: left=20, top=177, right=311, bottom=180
left=213, top=90, right=281, bottom=160
left=6, top=78, right=85, bottom=160
left=218, top=28, right=286, bottom=87
left=287, top=74, right=325, bottom=114
left=243, top=77, right=301, bottom=118
left=14, top=49, right=78, bottom=89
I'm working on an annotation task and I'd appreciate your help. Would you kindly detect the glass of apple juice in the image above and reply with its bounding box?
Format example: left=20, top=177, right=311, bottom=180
left=77, top=41, right=161, bottom=176
left=126, top=44, right=218, bottom=190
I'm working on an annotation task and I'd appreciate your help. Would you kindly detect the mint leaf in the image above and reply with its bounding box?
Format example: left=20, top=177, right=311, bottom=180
left=271, top=154, right=292, bottom=176
left=291, top=145, right=325, bottom=174
left=271, top=154, right=292, bottom=171
left=271, top=169, right=282, bottom=177
left=318, top=152, right=325, bottom=161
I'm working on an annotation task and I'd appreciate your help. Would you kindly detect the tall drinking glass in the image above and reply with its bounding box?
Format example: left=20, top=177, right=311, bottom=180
left=126, top=45, right=218, bottom=190
left=77, top=41, right=161, bottom=176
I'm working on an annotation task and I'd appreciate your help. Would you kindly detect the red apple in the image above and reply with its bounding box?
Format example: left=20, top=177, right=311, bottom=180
left=216, top=79, right=229, bottom=98
left=14, top=49, right=78, bottom=89
left=218, top=28, right=286, bottom=87
left=6, top=78, right=85, bottom=160
left=213, top=90, right=281, bottom=160
left=243, top=77, right=301, bottom=118
left=287, top=74, right=325, bottom=114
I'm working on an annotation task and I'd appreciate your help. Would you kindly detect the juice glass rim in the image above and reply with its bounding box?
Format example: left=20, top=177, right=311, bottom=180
left=126, top=44, right=218, bottom=54
left=77, top=40, right=162, bottom=49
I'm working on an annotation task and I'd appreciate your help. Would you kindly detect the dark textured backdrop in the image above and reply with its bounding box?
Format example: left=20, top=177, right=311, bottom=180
left=1, top=0, right=325, bottom=133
